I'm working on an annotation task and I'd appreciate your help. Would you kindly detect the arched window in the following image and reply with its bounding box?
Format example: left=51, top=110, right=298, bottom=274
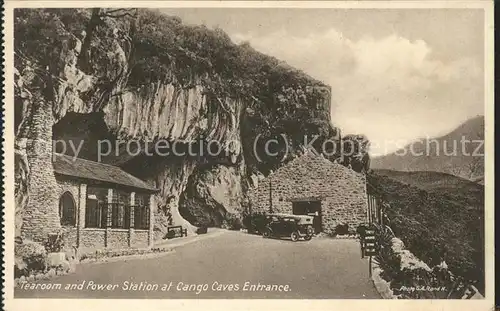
left=59, top=192, right=76, bottom=226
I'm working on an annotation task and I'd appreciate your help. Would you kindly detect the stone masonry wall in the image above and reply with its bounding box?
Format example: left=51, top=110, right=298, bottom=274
left=249, top=152, right=368, bottom=234
left=22, top=100, right=61, bottom=242
left=78, top=229, right=148, bottom=250
left=132, top=230, right=149, bottom=248
left=107, top=230, right=130, bottom=249
left=80, top=229, right=106, bottom=249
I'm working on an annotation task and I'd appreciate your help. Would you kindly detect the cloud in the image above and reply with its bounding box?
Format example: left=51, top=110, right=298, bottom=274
left=230, top=29, right=483, bottom=155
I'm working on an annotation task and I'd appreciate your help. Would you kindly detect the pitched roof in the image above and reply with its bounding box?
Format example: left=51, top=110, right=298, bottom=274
left=53, top=153, right=158, bottom=192
left=268, top=149, right=362, bottom=179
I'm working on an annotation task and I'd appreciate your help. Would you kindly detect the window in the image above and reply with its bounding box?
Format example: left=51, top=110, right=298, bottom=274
left=84, top=187, right=149, bottom=230
left=59, top=192, right=76, bottom=226
left=110, top=190, right=130, bottom=229
left=134, top=194, right=150, bottom=230
left=85, top=187, right=108, bottom=228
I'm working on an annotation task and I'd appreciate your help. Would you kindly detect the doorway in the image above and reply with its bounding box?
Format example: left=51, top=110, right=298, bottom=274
left=292, top=200, right=322, bottom=233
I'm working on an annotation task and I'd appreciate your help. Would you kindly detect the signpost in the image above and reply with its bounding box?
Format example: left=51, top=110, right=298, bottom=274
left=363, top=227, right=377, bottom=277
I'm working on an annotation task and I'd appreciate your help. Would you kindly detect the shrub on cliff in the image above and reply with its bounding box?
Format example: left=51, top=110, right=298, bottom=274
left=14, top=8, right=336, bottom=175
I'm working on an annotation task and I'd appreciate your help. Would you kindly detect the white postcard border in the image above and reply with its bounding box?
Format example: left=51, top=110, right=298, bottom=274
left=2, top=1, right=495, bottom=311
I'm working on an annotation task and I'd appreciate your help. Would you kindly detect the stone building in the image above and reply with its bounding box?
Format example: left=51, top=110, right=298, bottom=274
left=22, top=153, right=158, bottom=252
left=248, top=151, right=368, bottom=235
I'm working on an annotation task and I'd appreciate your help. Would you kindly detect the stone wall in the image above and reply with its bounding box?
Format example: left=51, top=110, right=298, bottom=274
left=78, top=229, right=148, bottom=249
left=80, top=229, right=106, bottom=248
left=107, top=230, right=130, bottom=249
left=133, top=230, right=149, bottom=248
left=249, top=152, right=368, bottom=234
left=21, top=100, right=61, bottom=242
left=57, top=178, right=80, bottom=201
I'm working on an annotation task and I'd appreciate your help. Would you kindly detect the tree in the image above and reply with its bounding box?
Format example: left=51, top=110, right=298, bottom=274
left=341, top=134, right=371, bottom=173
left=446, top=163, right=463, bottom=177
left=466, top=156, right=483, bottom=180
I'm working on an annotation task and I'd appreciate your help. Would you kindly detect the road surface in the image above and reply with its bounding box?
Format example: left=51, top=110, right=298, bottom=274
left=15, top=231, right=380, bottom=299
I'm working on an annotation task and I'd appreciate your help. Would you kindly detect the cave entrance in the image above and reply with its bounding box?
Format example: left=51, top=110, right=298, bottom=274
left=52, top=112, right=114, bottom=162
left=292, top=200, right=322, bottom=233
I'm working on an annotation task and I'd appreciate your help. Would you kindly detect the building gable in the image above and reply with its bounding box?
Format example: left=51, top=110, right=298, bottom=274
left=267, top=151, right=365, bottom=190
left=249, top=150, right=368, bottom=234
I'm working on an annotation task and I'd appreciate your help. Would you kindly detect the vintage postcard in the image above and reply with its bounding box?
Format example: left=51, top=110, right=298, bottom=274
left=2, top=1, right=495, bottom=311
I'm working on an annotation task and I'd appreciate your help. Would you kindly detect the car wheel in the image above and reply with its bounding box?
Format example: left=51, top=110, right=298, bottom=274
left=263, top=230, right=270, bottom=238
left=304, top=234, right=312, bottom=241
left=290, top=231, right=299, bottom=242
left=306, top=225, right=314, bottom=236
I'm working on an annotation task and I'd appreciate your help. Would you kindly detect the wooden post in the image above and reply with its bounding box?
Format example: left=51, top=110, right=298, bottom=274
left=369, top=256, right=372, bottom=277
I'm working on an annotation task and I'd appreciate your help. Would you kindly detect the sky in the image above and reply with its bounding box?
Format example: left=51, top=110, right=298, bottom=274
left=159, top=8, right=485, bottom=155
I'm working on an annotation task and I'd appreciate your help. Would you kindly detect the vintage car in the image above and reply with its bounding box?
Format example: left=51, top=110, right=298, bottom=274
left=262, top=213, right=315, bottom=241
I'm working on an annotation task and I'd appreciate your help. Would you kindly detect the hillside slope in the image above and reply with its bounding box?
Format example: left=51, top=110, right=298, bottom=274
left=372, top=169, right=484, bottom=210
left=368, top=170, right=484, bottom=291
left=371, top=116, right=484, bottom=181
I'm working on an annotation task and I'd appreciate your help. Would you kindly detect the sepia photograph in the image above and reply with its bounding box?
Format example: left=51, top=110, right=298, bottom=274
left=3, top=1, right=494, bottom=310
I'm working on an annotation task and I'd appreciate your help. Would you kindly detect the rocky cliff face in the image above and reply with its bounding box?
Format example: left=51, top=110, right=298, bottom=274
left=14, top=9, right=336, bottom=239
left=179, top=163, right=247, bottom=227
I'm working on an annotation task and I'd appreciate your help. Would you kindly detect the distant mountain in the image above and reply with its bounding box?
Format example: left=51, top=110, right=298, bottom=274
left=370, top=116, right=484, bottom=181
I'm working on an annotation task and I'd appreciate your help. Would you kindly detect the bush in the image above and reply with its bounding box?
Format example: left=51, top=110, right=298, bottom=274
left=372, top=225, right=474, bottom=299
left=14, top=256, right=28, bottom=278
left=224, top=213, right=243, bottom=231
left=165, top=230, right=176, bottom=239
left=44, top=232, right=65, bottom=253
left=242, top=213, right=267, bottom=234
left=15, top=240, right=47, bottom=274
left=196, top=226, right=208, bottom=234
left=242, top=213, right=252, bottom=231
left=230, top=219, right=243, bottom=231
left=334, top=223, right=349, bottom=235
left=373, top=225, right=401, bottom=282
